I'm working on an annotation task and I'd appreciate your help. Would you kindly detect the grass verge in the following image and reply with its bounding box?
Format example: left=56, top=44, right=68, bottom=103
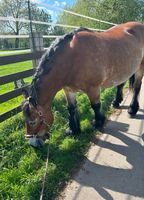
left=0, top=88, right=116, bottom=200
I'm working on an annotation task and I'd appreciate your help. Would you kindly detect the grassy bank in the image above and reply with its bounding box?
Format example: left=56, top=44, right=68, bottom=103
left=0, top=87, right=116, bottom=200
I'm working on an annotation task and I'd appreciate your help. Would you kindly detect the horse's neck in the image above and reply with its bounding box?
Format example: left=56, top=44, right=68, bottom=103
left=36, top=74, right=61, bottom=108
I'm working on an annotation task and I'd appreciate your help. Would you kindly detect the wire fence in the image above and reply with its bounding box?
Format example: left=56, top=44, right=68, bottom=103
left=0, top=16, right=105, bottom=34
left=0, top=1, right=116, bottom=40
left=38, top=2, right=117, bottom=26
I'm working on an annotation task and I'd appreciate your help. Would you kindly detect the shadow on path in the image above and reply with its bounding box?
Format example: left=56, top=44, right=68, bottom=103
left=73, top=120, right=144, bottom=200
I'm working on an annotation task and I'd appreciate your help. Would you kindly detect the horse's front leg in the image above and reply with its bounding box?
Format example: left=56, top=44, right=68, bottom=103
left=64, top=87, right=81, bottom=135
left=86, top=87, right=105, bottom=129
left=112, top=82, right=125, bottom=108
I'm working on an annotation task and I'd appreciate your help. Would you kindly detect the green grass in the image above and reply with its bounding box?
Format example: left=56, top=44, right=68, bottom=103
left=0, top=87, right=116, bottom=200
left=0, top=60, right=32, bottom=114
left=0, top=61, right=32, bottom=77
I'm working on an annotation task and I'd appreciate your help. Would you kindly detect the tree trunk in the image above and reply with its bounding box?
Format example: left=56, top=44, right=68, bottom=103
left=15, top=38, right=19, bottom=48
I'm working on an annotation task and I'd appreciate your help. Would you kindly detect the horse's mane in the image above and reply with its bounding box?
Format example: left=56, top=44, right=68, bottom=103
left=30, top=27, right=93, bottom=99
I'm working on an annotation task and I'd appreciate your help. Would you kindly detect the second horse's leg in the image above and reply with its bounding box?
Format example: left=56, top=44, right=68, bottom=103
left=112, top=82, right=125, bottom=108
left=128, top=68, right=143, bottom=116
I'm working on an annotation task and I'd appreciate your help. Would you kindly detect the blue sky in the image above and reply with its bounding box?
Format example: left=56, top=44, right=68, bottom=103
left=32, top=0, right=76, bottom=21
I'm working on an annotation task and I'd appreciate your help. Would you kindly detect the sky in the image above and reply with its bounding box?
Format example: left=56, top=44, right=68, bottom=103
left=31, top=0, right=76, bottom=22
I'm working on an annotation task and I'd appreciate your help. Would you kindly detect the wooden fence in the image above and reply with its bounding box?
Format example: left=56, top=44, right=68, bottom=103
left=0, top=51, right=44, bottom=122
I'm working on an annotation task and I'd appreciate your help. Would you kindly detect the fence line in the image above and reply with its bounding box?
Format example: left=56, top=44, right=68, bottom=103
left=0, top=35, right=29, bottom=39
left=0, top=51, right=44, bottom=122
left=38, top=2, right=117, bottom=26
left=0, top=35, right=59, bottom=39
left=0, top=17, right=105, bottom=32
left=0, top=29, right=109, bottom=39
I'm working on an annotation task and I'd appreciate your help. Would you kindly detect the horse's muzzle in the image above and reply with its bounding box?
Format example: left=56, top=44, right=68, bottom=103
left=29, top=137, right=44, bottom=148
left=25, top=132, right=50, bottom=148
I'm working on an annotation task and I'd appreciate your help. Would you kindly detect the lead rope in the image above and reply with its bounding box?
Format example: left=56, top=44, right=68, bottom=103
left=40, top=136, right=51, bottom=200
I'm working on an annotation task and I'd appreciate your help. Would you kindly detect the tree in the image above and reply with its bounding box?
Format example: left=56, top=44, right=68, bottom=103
left=0, top=0, right=28, bottom=48
left=58, top=0, right=144, bottom=31
left=0, top=0, right=52, bottom=48
left=30, top=8, right=52, bottom=34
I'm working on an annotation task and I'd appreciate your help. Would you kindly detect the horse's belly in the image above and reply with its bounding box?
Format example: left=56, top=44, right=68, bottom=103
left=101, top=56, right=143, bottom=88
left=101, top=78, right=125, bottom=88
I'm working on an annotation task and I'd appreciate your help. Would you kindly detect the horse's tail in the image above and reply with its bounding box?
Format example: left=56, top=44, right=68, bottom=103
left=129, top=74, right=135, bottom=90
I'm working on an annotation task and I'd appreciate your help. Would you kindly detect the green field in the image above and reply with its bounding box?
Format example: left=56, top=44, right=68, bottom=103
left=0, top=52, right=116, bottom=199
left=0, top=60, right=33, bottom=114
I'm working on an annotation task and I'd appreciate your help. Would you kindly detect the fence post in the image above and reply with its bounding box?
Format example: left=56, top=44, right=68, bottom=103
left=29, top=32, right=44, bottom=68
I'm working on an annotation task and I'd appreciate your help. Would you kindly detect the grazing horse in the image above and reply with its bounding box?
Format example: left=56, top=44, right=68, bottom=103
left=22, top=21, right=144, bottom=148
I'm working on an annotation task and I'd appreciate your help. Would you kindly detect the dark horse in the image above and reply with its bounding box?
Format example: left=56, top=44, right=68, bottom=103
left=22, top=21, right=144, bottom=147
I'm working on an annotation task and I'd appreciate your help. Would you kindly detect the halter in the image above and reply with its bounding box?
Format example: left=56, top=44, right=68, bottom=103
left=28, top=80, right=50, bottom=137
left=34, top=108, right=50, bottom=135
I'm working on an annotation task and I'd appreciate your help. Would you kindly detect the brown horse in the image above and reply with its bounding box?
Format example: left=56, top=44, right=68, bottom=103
left=22, top=21, right=144, bottom=148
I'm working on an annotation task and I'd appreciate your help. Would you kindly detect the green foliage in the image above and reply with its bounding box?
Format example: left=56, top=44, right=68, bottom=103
left=0, top=87, right=116, bottom=199
left=59, top=0, right=144, bottom=31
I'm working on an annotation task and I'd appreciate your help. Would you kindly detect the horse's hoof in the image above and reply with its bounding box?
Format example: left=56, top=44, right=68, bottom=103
left=91, top=116, right=106, bottom=130
left=112, top=101, right=120, bottom=108
left=128, top=106, right=139, bottom=116
left=95, top=120, right=105, bottom=129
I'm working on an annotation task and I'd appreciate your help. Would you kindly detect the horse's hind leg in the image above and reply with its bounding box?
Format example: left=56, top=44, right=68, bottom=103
left=64, top=87, right=81, bottom=135
left=112, top=82, right=125, bottom=108
left=128, top=66, right=144, bottom=116
left=86, top=87, right=105, bottom=129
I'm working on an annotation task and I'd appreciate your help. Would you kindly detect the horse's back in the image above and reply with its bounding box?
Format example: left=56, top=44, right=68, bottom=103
left=67, top=22, right=144, bottom=89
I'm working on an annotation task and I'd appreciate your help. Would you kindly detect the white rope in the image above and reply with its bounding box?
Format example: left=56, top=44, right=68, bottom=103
left=0, top=35, right=29, bottom=38
left=0, top=35, right=60, bottom=39
left=0, top=16, right=105, bottom=32
left=40, top=142, right=50, bottom=200
left=37, top=2, right=117, bottom=26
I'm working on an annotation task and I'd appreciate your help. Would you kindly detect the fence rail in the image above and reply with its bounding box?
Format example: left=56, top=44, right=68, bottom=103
left=0, top=51, right=44, bottom=65
left=0, top=106, right=21, bottom=123
left=0, top=85, right=30, bottom=104
left=0, top=69, right=34, bottom=85
left=0, top=50, right=44, bottom=122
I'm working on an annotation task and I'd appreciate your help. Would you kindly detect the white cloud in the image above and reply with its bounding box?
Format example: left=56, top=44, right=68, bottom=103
left=47, top=9, right=54, bottom=15
left=54, top=1, right=67, bottom=7
left=62, top=1, right=67, bottom=6
left=54, top=1, right=60, bottom=7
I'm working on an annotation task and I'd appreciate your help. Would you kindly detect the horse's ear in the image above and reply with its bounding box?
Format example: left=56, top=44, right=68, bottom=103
left=29, top=97, right=37, bottom=108
left=22, top=89, right=29, bottom=99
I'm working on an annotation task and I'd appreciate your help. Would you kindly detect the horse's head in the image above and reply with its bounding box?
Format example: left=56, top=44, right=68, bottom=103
left=21, top=89, right=51, bottom=148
